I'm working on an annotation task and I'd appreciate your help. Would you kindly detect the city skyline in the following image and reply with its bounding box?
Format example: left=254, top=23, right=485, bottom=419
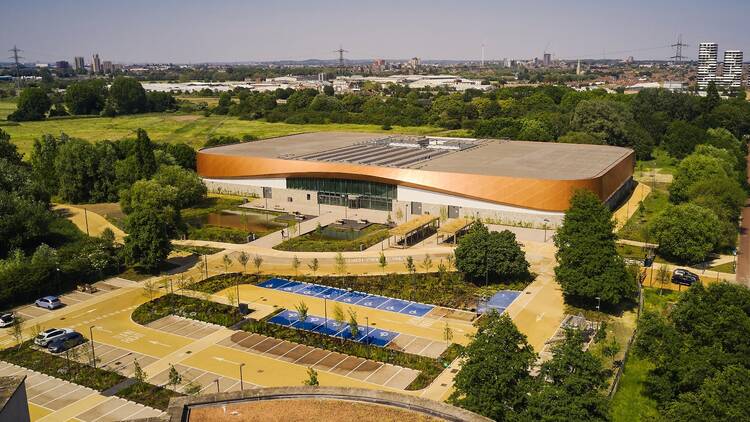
left=3, top=0, right=750, bottom=64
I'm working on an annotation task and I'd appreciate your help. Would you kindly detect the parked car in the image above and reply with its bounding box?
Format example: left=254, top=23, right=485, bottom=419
left=47, top=331, right=85, bottom=353
left=0, top=313, right=14, bottom=328
left=34, top=328, right=73, bottom=347
left=35, top=296, right=63, bottom=310
left=672, top=269, right=700, bottom=286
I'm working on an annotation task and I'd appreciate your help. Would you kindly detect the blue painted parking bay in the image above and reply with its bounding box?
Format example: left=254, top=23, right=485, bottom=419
left=477, top=290, right=522, bottom=315
left=258, top=278, right=435, bottom=317
left=269, top=309, right=399, bottom=347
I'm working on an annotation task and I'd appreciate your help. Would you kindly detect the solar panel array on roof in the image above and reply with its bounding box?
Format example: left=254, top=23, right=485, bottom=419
left=287, top=136, right=481, bottom=168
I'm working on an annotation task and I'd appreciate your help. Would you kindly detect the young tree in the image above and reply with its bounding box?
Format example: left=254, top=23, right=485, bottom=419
left=656, top=265, right=670, bottom=294
left=304, top=367, right=320, bottom=386
left=332, top=304, right=345, bottom=326
left=167, top=364, right=182, bottom=390
left=222, top=254, right=233, bottom=273
left=334, top=252, right=346, bottom=275
left=12, top=316, right=24, bottom=349
left=183, top=380, right=202, bottom=395
left=348, top=308, right=359, bottom=338
left=133, top=358, right=146, bottom=384
left=308, top=258, right=319, bottom=276
left=142, top=279, right=159, bottom=300
left=225, top=288, right=238, bottom=307
left=238, top=251, right=249, bottom=273
left=449, top=312, right=537, bottom=421
left=421, top=254, right=433, bottom=273
left=295, top=301, right=309, bottom=323
left=554, top=190, right=637, bottom=307
left=291, top=255, right=301, bottom=276
left=443, top=322, right=453, bottom=346
left=378, top=252, right=388, bottom=272
left=446, top=253, right=455, bottom=272
left=252, top=254, right=263, bottom=274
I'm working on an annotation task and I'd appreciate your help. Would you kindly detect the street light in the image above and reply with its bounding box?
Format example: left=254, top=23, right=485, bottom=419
left=215, top=379, right=220, bottom=393
left=239, top=363, right=246, bottom=391
left=543, top=218, right=550, bottom=243
left=89, top=325, right=96, bottom=369
left=365, top=317, right=370, bottom=346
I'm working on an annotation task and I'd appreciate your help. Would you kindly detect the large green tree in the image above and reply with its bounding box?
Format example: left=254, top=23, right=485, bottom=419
left=152, top=165, right=207, bottom=209
left=123, top=207, right=171, bottom=272
left=8, top=87, right=51, bottom=121
left=109, top=77, right=148, bottom=114
left=649, top=203, right=720, bottom=263
left=455, top=223, right=530, bottom=283
left=554, top=189, right=636, bottom=306
left=661, top=121, right=707, bottom=159
left=64, top=79, right=107, bottom=115
left=450, top=312, right=536, bottom=421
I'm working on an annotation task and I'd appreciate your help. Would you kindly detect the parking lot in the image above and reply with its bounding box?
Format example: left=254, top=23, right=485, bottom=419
left=218, top=331, right=419, bottom=389
left=145, top=315, right=221, bottom=340
left=258, top=278, right=434, bottom=317
left=0, top=360, right=164, bottom=421
left=10, top=279, right=123, bottom=321
left=149, top=363, right=253, bottom=394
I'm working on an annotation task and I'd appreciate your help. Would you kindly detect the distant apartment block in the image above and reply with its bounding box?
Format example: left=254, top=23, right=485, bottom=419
left=722, top=50, right=743, bottom=90
left=73, top=56, right=85, bottom=71
left=697, top=42, right=718, bottom=91
left=102, top=60, right=113, bottom=74
left=92, top=53, right=101, bottom=73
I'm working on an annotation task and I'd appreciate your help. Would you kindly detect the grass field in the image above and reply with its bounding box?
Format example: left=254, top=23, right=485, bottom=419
left=0, top=101, right=446, bottom=158
left=0, top=98, right=16, bottom=119
left=609, top=288, right=681, bottom=421
left=618, top=189, right=670, bottom=243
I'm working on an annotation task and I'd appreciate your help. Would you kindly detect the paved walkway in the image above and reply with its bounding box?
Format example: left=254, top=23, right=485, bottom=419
left=613, top=181, right=651, bottom=231
left=54, top=204, right=126, bottom=243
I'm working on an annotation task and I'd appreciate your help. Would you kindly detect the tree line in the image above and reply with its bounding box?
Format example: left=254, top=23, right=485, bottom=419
left=7, top=77, right=177, bottom=121
left=0, top=128, right=207, bottom=307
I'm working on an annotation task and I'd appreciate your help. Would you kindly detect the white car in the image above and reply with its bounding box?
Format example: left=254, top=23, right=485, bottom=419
left=34, top=328, right=73, bottom=347
left=0, top=313, right=14, bottom=328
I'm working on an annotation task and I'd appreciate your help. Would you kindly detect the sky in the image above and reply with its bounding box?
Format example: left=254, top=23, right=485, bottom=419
left=2, top=0, right=749, bottom=64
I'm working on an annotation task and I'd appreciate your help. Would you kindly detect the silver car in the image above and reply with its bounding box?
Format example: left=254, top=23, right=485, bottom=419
left=34, top=328, right=73, bottom=347
left=0, top=313, right=13, bottom=328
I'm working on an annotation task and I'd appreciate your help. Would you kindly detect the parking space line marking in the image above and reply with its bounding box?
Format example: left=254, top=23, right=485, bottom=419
left=280, top=344, right=302, bottom=358
left=382, top=367, right=406, bottom=386
left=91, top=400, right=129, bottom=422
left=344, top=359, right=368, bottom=378
left=27, top=379, right=57, bottom=400
left=362, top=363, right=388, bottom=383
left=292, top=348, right=316, bottom=364
left=416, top=341, right=437, bottom=356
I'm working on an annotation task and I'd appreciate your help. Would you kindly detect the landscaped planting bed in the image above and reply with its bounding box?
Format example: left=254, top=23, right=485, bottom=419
left=117, top=381, right=182, bottom=411
left=189, top=272, right=525, bottom=310
left=273, top=224, right=390, bottom=252
left=241, top=317, right=462, bottom=390
left=131, top=293, right=244, bottom=327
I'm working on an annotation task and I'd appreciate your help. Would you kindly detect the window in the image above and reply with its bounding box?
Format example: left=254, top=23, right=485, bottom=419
left=287, top=197, right=293, bottom=202
left=288, top=177, right=395, bottom=211
left=306, top=194, right=311, bottom=200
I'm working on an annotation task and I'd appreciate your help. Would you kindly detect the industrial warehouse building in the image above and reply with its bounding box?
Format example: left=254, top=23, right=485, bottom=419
left=196, top=132, right=635, bottom=226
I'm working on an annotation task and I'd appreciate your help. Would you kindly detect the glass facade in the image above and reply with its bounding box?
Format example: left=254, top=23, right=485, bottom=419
left=287, top=177, right=395, bottom=211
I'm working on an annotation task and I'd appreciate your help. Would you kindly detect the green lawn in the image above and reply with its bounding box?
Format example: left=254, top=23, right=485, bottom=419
left=618, top=189, right=670, bottom=243
left=709, top=261, right=736, bottom=274
left=636, top=148, right=679, bottom=175
left=0, top=98, right=16, bottom=119
left=609, top=287, right=681, bottom=421
left=1, top=109, right=445, bottom=158
left=273, top=224, right=391, bottom=252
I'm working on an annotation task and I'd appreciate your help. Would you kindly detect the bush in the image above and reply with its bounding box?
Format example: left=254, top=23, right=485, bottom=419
left=188, top=225, right=249, bottom=244
left=132, top=294, right=244, bottom=327
left=273, top=224, right=390, bottom=252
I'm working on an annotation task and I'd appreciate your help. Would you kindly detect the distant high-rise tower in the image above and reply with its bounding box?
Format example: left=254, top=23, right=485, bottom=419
left=543, top=53, right=551, bottom=66
left=92, top=53, right=101, bottom=73
left=697, top=42, right=718, bottom=91
left=576, top=59, right=582, bottom=75
left=722, top=50, right=744, bottom=90
left=73, top=56, right=85, bottom=71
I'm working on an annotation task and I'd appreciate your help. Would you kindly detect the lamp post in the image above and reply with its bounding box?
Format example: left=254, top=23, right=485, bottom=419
left=323, top=298, right=328, bottom=331
left=83, top=208, right=90, bottom=236
left=215, top=379, right=220, bottom=393
left=365, top=316, right=370, bottom=346
left=543, top=218, right=550, bottom=243
left=239, top=363, right=245, bottom=391
left=89, top=325, right=96, bottom=368
left=595, top=296, right=601, bottom=330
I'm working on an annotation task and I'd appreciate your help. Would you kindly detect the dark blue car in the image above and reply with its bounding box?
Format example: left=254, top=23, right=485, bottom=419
left=47, top=331, right=85, bottom=353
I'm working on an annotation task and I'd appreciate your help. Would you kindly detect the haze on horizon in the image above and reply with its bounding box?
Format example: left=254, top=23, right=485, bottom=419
left=3, top=0, right=749, bottom=64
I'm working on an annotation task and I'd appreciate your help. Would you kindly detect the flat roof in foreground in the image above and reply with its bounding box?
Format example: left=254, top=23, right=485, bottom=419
left=201, top=132, right=633, bottom=180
